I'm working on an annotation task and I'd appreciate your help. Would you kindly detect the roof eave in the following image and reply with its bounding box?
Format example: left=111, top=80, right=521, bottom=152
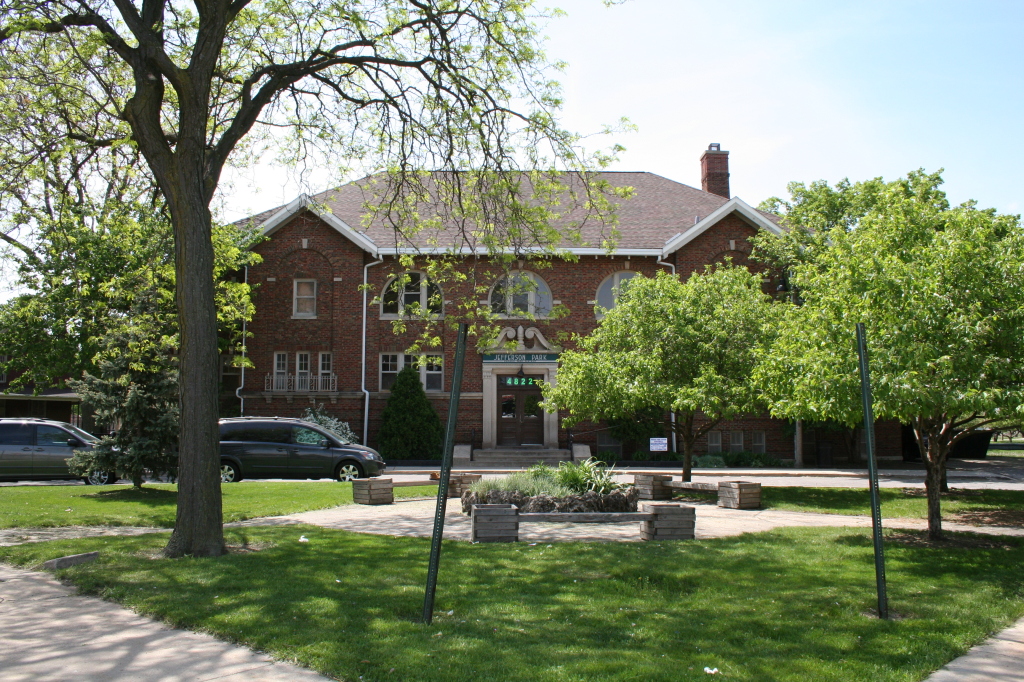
left=660, top=197, right=783, bottom=258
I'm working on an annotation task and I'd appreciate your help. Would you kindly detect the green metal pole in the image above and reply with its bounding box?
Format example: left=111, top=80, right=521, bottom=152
left=422, top=323, right=469, bottom=624
left=856, top=322, right=889, bottom=620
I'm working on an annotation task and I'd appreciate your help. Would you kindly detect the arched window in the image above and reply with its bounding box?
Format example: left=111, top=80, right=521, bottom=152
left=596, top=271, right=637, bottom=313
left=490, top=271, right=552, bottom=318
left=381, top=272, right=442, bottom=317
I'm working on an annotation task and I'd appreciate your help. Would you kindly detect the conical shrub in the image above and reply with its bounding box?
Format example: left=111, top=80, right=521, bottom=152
left=376, top=365, right=444, bottom=460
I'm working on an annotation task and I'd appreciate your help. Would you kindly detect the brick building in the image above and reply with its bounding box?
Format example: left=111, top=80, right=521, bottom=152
left=233, top=145, right=903, bottom=464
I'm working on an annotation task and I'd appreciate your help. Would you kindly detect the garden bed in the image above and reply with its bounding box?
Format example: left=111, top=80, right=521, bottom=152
left=461, top=460, right=637, bottom=515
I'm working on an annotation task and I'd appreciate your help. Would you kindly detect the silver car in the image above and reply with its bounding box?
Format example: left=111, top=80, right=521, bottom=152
left=0, top=418, right=113, bottom=484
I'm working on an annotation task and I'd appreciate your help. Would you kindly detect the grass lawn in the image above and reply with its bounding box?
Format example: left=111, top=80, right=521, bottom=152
left=3, top=526, right=1023, bottom=681
left=676, top=487, right=1024, bottom=525
left=0, top=482, right=438, bottom=529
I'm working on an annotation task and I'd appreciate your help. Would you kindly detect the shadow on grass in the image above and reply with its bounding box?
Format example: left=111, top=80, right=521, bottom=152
left=81, top=487, right=178, bottom=508
left=7, top=524, right=1023, bottom=682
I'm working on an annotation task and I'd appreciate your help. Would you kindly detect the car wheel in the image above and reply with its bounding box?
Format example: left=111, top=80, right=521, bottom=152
left=220, top=461, right=242, bottom=483
left=335, top=462, right=363, bottom=482
left=86, top=471, right=117, bottom=485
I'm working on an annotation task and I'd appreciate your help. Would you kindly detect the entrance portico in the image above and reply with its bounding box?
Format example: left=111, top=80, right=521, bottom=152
left=480, top=326, right=560, bottom=449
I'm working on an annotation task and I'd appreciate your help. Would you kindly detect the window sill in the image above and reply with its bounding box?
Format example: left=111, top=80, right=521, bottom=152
left=379, top=314, right=444, bottom=321
left=291, top=315, right=318, bottom=320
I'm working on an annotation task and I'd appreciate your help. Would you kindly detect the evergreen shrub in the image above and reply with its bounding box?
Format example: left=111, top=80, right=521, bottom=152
left=376, top=366, right=443, bottom=460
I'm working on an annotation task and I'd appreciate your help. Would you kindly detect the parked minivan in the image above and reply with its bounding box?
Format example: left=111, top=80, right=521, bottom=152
left=0, top=418, right=115, bottom=484
left=218, top=417, right=385, bottom=482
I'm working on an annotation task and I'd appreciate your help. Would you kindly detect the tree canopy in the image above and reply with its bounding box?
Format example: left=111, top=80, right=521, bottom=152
left=753, top=170, right=1024, bottom=539
left=543, top=267, right=777, bottom=481
left=0, top=0, right=623, bottom=556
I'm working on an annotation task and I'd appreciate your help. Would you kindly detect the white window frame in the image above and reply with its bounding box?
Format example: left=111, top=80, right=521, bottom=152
left=707, top=430, right=722, bottom=453
left=319, top=352, right=333, bottom=377
left=273, top=351, right=288, bottom=391
left=730, top=430, right=744, bottom=453
left=292, top=279, right=317, bottom=319
left=295, top=352, right=311, bottom=391
left=595, top=271, right=638, bottom=317
left=752, top=430, right=766, bottom=454
left=489, top=271, right=552, bottom=318
left=380, top=272, right=443, bottom=319
left=379, top=353, right=444, bottom=392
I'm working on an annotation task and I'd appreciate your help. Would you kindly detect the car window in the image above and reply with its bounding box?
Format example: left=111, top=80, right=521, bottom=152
left=37, top=425, right=73, bottom=446
left=293, top=426, right=326, bottom=445
left=219, top=422, right=291, bottom=443
left=60, top=423, right=98, bottom=443
left=0, top=423, right=33, bottom=445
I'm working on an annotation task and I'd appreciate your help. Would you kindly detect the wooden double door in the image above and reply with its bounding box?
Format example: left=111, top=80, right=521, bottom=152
left=497, top=374, right=545, bottom=446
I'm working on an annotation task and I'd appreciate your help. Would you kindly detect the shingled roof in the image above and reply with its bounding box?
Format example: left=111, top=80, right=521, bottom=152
left=238, top=171, right=782, bottom=257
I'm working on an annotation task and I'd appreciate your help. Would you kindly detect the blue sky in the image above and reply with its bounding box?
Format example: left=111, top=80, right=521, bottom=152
left=221, top=0, right=1023, bottom=219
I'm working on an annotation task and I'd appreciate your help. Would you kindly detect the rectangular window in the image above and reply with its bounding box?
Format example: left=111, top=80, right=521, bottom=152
left=296, top=352, right=310, bottom=391
left=0, top=354, right=7, bottom=384
left=707, top=430, right=722, bottom=453
left=319, top=352, right=333, bottom=376
left=730, top=430, right=744, bottom=453
left=379, top=353, right=443, bottom=392
left=274, top=352, right=288, bottom=391
left=752, top=431, right=766, bottom=454
left=293, top=279, right=316, bottom=318
left=424, top=355, right=443, bottom=392
left=380, top=353, right=400, bottom=390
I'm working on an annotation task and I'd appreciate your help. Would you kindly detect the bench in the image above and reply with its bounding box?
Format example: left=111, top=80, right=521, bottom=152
left=352, top=474, right=483, bottom=505
left=633, top=474, right=761, bottom=509
left=471, top=502, right=695, bottom=542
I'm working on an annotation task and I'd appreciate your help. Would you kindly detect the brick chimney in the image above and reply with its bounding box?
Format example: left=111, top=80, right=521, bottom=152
left=700, top=143, right=730, bottom=198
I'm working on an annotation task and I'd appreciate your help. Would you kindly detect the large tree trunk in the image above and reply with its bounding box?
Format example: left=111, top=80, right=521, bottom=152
left=163, top=171, right=224, bottom=558
left=677, top=413, right=696, bottom=482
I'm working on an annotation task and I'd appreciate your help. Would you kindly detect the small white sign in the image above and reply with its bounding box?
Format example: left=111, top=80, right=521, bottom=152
left=649, top=437, right=668, bottom=452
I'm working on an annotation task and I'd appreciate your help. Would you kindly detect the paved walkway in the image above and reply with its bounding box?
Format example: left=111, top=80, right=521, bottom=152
left=0, top=563, right=330, bottom=682
left=926, top=618, right=1024, bottom=681
left=231, top=496, right=1024, bottom=542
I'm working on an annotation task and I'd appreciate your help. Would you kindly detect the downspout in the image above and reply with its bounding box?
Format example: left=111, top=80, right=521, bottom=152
left=657, top=256, right=678, bottom=454
left=235, top=264, right=249, bottom=416
left=361, top=256, right=384, bottom=444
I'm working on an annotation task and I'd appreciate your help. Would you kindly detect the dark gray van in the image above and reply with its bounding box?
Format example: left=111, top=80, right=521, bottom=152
left=218, top=417, right=385, bottom=482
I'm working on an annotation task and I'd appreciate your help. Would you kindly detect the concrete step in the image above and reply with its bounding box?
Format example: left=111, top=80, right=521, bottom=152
left=472, top=449, right=571, bottom=466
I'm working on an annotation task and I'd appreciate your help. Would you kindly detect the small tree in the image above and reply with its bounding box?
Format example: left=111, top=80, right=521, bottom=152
left=68, top=315, right=179, bottom=488
left=377, top=366, right=444, bottom=460
left=301, top=403, right=357, bottom=444
left=754, top=171, right=1024, bottom=539
left=545, top=268, right=777, bottom=481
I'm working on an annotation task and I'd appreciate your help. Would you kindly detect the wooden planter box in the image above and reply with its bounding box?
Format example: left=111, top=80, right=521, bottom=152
left=353, top=477, right=394, bottom=505
left=718, top=481, right=761, bottom=509
left=633, top=474, right=673, bottom=500
left=640, top=503, right=695, bottom=540
left=471, top=504, right=519, bottom=543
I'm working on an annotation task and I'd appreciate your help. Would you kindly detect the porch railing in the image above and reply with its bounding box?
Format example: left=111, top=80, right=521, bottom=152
left=264, top=373, right=338, bottom=392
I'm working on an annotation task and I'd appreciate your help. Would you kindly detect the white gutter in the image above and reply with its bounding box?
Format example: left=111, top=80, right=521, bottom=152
left=656, top=256, right=678, bottom=453
left=235, top=264, right=249, bottom=416
left=361, top=256, right=384, bottom=444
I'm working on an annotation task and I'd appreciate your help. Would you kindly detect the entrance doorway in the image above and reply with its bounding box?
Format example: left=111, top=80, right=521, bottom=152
left=497, top=375, right=544, bottom=446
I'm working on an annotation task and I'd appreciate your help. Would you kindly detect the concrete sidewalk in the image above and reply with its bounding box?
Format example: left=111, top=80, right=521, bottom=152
left=926, top=618, right=1024, bottom=681
left=0, top=563, right=330, bottom=682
